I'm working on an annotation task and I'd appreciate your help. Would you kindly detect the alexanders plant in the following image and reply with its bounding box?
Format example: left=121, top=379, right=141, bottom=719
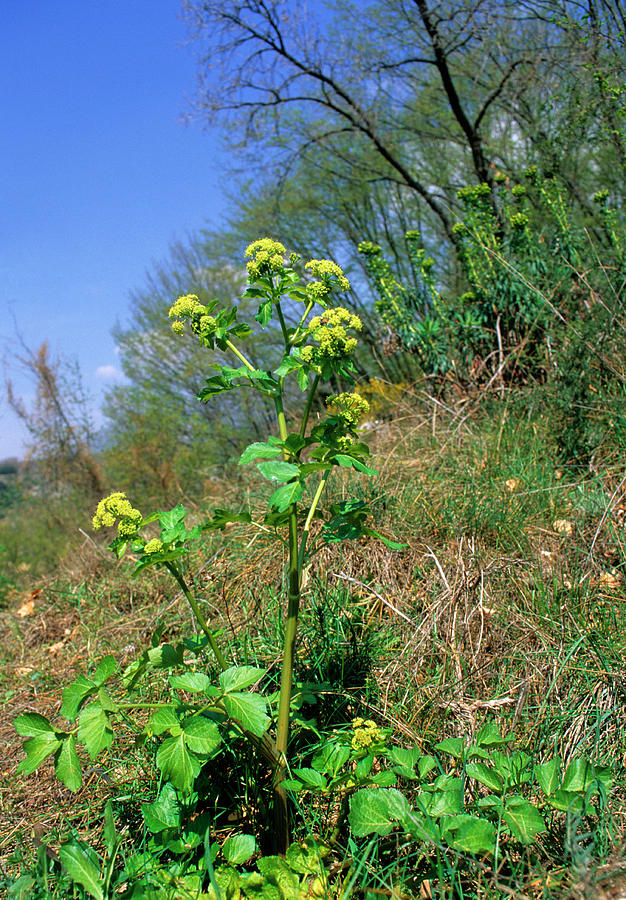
left=15, top=239, right=404, bottom=859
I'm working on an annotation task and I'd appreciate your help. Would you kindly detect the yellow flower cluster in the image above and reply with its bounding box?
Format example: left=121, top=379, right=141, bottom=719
left=245, top=238, right=286, bottom=280
left=305, top=258, right=350, bottom=292
left=327, top=392, right=370, bottom=429
left=168, top=294, right=207, bottom=335
left=301, top=307, right=362, bottom=365
left=509, top=212, right=529, bottom=230
left=143, top=538, right=164, bottom=555
left=93, top=492, right=142, bottom=538
left=351, top=718, right=384, bottom=751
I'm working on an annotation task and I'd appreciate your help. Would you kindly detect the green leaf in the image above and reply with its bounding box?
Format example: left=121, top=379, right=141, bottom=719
left=256, top=299, right=272, bottom=326
left=58, top=841, right=104, bottom=900
left=503, top=797, right=546, bottom=845
left=156, top=733, right=202, bottom=791
left=535, top=757, right=562, bottom=797
left=60, top=675, right=98, bottom=722
left=55, top=735, right=82, bottom=792
left=142, top=783, right=181, bottom=834
left=312, top=743, right=350, bottom=776
left=204, top=508, right=252, bottom=530
left=239, top=442, right=283, bottom=465
left=150, top=706, right=180, bottom=735
left=562, top=758, right=594, bottom=793
left=157, top=504, right=186, bottom=531
left=222, top=833, right=256, bottom=865
left=92, top=656, right=117, bottom=686
left=257, top=856, right=300, bottom=895
left=147, top=643, right=184, bottom=668
left=420, top=780, right=463, bottom=817
left=182, top=717, right=222, bottom=756
left=219, top=666, right=265, bottom=694
left=292, top=768, right=327, bottom=790
left=546, top=789, right=585, bottom=813
left=434, top=738, right=465, bottom=759
left=269, top=480, right=303, bottom=511
left=256, top=460, right=300, bottom=482
left=14, top=712, right=55, bottom=738
left=285, top=838, right=324, bottom=875
left=363, top=528, right=408, bottom=550
left=474, top=722, right=514, bottom=747
left=417, top=755, right=438, bottom=778
left=348, top=789, right=395, bottom=837
left=466, top=762, right=505, bottom=793
left=444, top=815, right=496, bottom=855
left=334, top=454, right=378, bottom=477
left=297, top=368, right=310, bottom=392
left=170, top=673, right=211, bottom=693
left=78, top=705, right=114, bottom=760
left=222, top=693, right=269, bottom=738
left=274, top=357, right=302, bottom=377
left=16, top=733, right=62, bottom=775
left=103, top=801, right=118, bottom=856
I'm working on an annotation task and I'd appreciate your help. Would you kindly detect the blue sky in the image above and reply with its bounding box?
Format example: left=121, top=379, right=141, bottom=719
left=1, top=1, right=228, bottom=459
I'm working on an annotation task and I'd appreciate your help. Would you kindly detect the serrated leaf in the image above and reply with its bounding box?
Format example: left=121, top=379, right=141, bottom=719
left=142, top=783, right=181, bottom=834
left=58, top=841, right=104, bottom=900
left=418, top=755, right=438, bottom=778
left=92, top=656, right=117, bottom=686
left=334, top=454, right=378, bottom=477
left=60, top=675, right=98, bottom=722
left=14, top=712, right=56, bottom=738
left=256, top=299, right=272, bottom=326
left=444, top=815, right=496, bottom=855
left=285, top=838, right=324, bottom=875
left=17, top=733, right=62, bottom=775
left=257, top=856, right=299, bottom=895
left=297, top=368, right=310, bottom=392
left=55, top=734, right=82, bottom=792
left=182, top=717, right=221, bottom=756
left=150, top=706, right=180, bottom=735
left=269, top=480, right=303, bottom=512
left=503, top=797, right=546, bottom=845
left=222, top=833, right=256, bottom=865
left=78, top=705, right=114, bottom=760
left=157, top=504, right=186, bottom=531
left=219, top=666, right=265, bottom=694
left=256, top=460, right=300, bottom=482
left=274, top=357, right=302, bottom=377
left=222, top=693, right=269, bottom=738
left=434, top=738, right=465, bottom=759
left=535, top=757, right=561, bottom=797
left=466, top=762, right=505, bottom=793
left=348, top=789, right=395, bottom=837
left=156, top=733, right=202, bottom=791
left=170, top=673, right=211, bottom=693
left=239, top=442, right=283, bottom=466
left=292, top=768, right=327, bottom=790
left=474, top=722, right=513, bottom=747
left=147, top=643, right=184, bottom=668
left=546, top=789, right=585, bottom=813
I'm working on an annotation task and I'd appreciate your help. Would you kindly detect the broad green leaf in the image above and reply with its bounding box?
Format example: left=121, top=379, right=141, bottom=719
left=170, top=672, right=211, bottom=693
left=157, top=504, right=186, bottom=531
left=182, top=717, right=221, bottom=756
left=312, top=743, right=350, bottom=776
left=147, top=643, right=184, bottom=668
left=219, top=666, right=265, bottom=694
left=204, top=508, right=252, bottom=530
left=297, top=368, right=309, bottom=391
left=55, top=735, right=82, bottom=792
left=97, top=687, right=118, bottom=713
left=562, top=758, right=594, bottom=792
left=269, top=480, right=303, bottom=512
left=418, top=755, right=438, bottom=778
left=285, top=838, right=324, bottom=875
left=256, top=460, right=299, bottom=482
left=348, top=789, right=395, bottom=837
left=372, top=771, right=397, bottom=786
left=103, top=801, right=118, bottom=856
left=503, top=797, right=546, bottom=845
left=420, top=783, right=463, bottom=817
left=546, top=789, right=585, bottom=813
left=92, top=656, right=117, bottom=686
left=156, top=733, right=202, bottom=791
left=364, top=528, right=408, bottom=550
left=466, top=762, right=505, bottom=793
left=388, top=747, right=421, bottom=770
left=58, top=841, right=104, bottom=900
left=257, top=856, right=299, bottom=895
left=222, top=833, right=256, bottom=865
left=60, top=675, right=98, bottom=722
left=239, top=442, right=283, bottom=465
left=292, top=768, right=327, bottom=790
left=334, top=454, right=378, bottom=477
left=14, top=712, right=55, bottom=738
left=17, top=733, right=62, bottom=775
left=354, top=754, right=374, bottom=780
left=78, top=705, right=114, bottom=759
left=142, top=783, right=181, bottom=834
left=474, top=722, right=513, bottom=747
left=222, top=693, right=269, bottom=738
left=535, top=757, right=561, bottom=797
left=150, top=706, right=180, bottom=735
left=444, top=815, right=496, bottom=855
left=256, top=299, right=272, bottom=326
left=434, top=738, right=465, bottom=759
left=274, top=357, right=302, bottom=377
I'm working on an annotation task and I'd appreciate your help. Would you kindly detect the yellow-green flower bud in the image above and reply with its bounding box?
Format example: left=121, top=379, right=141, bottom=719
left=327, top=392, right=370, bottom=429
left=171, top=321, right=185, bottom=335
left=305, top=258, right=350, bottom=291
left=144, top=539, right=164, bottom=555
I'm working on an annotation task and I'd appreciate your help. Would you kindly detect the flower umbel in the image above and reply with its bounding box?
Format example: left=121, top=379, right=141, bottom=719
left=351, top=718, right=385, bottom=751
left=245, top=238, right=287, bottom=280
left=93, top=492, right=142, bottom=539
left=168, top=294, right=207, bottom=335
left=305, top=258, right=350, bottom=292
left=301, top=307, right=362, bottom=365
left=327, top=392, right=370, bottom=430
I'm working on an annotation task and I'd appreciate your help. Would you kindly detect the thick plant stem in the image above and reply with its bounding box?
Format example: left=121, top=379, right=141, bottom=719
left=299, top=374, right=321, bottom=438
left=165, top=562, right=229, bottom=672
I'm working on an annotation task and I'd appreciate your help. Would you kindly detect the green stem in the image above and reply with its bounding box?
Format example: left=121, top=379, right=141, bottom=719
left=225, top=339, right=256, bottom=373
left=291, top=299, right=314, bottom=344
left=275, top=303, right=290, bottom=347
left=165, top=562, right=229, bottom=672
left=299, top=374, right=321, bottom=438
left=298, top=473, right=328, bottom=571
